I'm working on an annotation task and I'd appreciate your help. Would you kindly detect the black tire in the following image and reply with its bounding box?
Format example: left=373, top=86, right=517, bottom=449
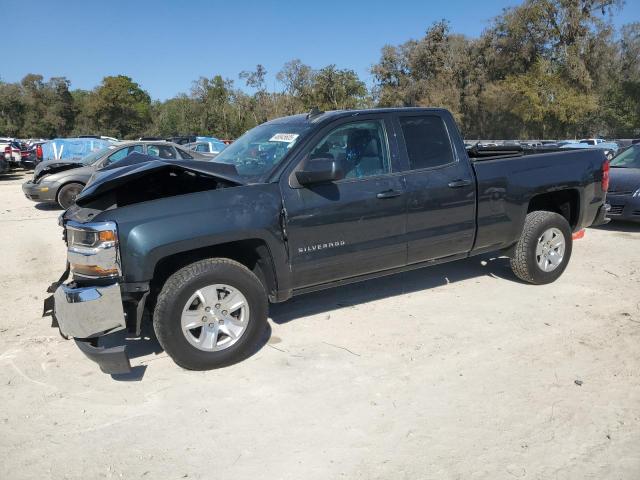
left=153, top=258, right=268, bottom=370
left=57, top=182, right=84, bottom=209
left=509, top=211, right=573, bottom=285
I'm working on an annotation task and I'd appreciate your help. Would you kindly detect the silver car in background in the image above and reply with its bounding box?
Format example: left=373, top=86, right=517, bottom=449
left=22, top=141, right=206, bottom=209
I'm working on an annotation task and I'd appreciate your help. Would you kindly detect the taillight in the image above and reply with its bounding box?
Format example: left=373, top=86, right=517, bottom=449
left=36, top=144, right=43, bottom=160
left=601, top=160, right=610, bottom=192
left=4, top=146, right=10, bottom=155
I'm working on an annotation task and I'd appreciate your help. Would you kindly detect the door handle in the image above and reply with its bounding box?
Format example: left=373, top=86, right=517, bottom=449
left=447, top=179, right=472, bottom=188
left=376, top=189, right=402, bottom=199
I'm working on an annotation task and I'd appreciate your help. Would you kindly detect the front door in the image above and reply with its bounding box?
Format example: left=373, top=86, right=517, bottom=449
left=282, top=118, right=407, bottom=289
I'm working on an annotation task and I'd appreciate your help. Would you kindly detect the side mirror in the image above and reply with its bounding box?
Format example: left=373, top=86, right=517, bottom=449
left=295, top=157, right=344, bottom=185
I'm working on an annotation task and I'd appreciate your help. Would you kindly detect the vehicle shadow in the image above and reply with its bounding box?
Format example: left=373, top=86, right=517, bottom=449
left=100, top=321, right=162, bottom=381
left=35, top=202, right=62, bottom=211
left=103, top=312, right=272, bottom=381
left=270, top=254, right=519, bottom=325
left=0, top=173, right=27, bottom=181
left=591, top=221, right=640, bottom=233
left=105, top=253, right=517, bottom=380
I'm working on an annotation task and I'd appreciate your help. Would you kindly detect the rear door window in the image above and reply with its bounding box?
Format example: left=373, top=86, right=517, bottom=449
left=106, top=145, right=143, bottom=164
left=399, top=115, right=454, bottom=170
left=148, top=144, right=177, bottom=159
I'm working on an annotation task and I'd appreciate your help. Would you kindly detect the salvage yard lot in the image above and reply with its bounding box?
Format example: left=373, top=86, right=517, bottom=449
left=1, top=170, right=639, bottom=479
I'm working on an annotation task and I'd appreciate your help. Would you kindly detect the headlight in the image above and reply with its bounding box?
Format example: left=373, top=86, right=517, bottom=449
left=66, top=221, right=120, bottom=278
left=633, top=188, right=640, bottom=198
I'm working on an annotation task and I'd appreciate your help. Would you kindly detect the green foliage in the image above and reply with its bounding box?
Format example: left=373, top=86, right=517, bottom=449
left=499, top=59, right=599, bottom=137
left=372, top=0, right=636, bottom=139
left=6, top=74, right=77, bottom=138
left=0, top=1, right=637, bottom=140
left=276, top=59, right=314, bottom=114
left=309, top=65, right=368, bottom=110
left=88, top=75, right=151, bottom=139
left=0, top=81, right=25, bottom=136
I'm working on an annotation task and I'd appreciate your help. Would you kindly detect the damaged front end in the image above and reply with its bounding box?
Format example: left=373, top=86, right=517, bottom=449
left=43, top=219, right=132, bottom=374
left=32, top=160, right=84, bottom=184
left=77, top=152, right=243, bottom=208
left=43, top=154, right=244, bottom=375
left=22, top=161, right=86, bottom=202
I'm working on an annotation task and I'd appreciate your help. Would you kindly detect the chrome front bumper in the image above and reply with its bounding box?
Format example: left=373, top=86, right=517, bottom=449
left=54, top=283, right=126, bottom=338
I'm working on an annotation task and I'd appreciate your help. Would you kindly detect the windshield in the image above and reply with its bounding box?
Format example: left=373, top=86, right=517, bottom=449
left=80, top=146, right=114, bottom=165
left=610, top=145, right=640, bottom=168
left=212, top=122, right=310, bottom=179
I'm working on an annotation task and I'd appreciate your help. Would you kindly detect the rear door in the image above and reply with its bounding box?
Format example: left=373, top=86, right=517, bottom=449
left=281, top=115, right=407, bottom=289
left=394, top=113, right=476, bottom=264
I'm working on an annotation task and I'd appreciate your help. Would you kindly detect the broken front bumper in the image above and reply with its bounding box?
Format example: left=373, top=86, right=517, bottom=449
left=53, top=282, right=131, bottom=374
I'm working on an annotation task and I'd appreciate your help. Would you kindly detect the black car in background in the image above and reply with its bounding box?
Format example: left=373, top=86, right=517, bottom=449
left=607, top=144, right=640, bottom=222
left=21, top=141, right=46, bottom=169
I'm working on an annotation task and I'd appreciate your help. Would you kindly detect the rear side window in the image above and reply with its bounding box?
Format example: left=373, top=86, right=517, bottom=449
left=195, top=143, right=209, bottom=152
left=107, top=145, right=143, bottom=164
left=148, top=144, right=177, bottom=159
left=399, top=115, right=454, bottom=170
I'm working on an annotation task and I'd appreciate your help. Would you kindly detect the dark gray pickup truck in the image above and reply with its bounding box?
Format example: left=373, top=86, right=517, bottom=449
left=45, top=108, right=610, bottom=374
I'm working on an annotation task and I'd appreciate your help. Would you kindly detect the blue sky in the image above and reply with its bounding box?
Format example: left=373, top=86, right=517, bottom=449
left=4, top=0, right=638, bottom=100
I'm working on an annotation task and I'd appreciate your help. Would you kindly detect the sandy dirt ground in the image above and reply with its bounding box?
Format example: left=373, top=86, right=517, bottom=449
left=0, top=170, right=639, bottom=480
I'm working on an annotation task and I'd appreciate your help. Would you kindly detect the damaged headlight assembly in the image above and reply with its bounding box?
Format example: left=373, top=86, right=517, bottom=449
left=65, top=221, right=121, bottom=278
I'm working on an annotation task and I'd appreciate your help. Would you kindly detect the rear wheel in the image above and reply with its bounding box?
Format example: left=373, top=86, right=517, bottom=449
left=57, top=182, right=84, bottom=209
left=509, top=211, right=573, bottom=284
left=153, top=258, right=268, bottom=370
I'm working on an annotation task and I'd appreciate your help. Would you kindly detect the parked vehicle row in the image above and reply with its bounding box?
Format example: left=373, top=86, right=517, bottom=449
left=0, top=134, right=229, bottom=174
left=467, top=138, right=626, bottom=160
left=22, top=141, right=208, bottom=208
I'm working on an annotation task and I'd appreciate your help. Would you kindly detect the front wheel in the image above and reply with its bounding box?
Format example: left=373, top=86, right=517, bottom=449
left=509, top=211, right=573, bottom=285
left=57, top=182, right=84, bottom=209
left=153, top=258, right=268, bottom=370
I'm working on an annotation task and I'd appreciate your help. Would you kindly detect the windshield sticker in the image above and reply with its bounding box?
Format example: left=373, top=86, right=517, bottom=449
left=269, top=133, right=299, bottom=143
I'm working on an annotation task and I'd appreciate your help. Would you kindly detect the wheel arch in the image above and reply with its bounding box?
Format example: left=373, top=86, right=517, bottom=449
left=149, top=238, right=278, bottom=303
left=527, top=188, right=580, bottom=230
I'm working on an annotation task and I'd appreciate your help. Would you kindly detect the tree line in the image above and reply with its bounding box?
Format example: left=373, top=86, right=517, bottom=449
left=0, top=0, right=638, bottom=140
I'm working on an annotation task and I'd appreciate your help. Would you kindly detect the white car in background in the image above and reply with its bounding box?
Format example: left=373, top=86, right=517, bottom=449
left=1, top=138, right=22, bottom=165
left=185, top=136, right=228, bottom=158
left=579, top=138, right=606, bottom=146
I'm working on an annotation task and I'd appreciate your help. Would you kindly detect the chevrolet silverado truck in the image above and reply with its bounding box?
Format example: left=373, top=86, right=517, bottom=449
left=45, top=108, right=610, bottom=374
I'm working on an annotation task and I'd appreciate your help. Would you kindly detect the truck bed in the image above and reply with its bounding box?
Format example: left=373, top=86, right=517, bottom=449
left=467, top=144, right=566, bottom=161
left=469, top=148, right=608, bottom=254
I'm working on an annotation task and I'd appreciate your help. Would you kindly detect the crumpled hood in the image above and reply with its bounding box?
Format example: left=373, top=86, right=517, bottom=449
left=608, top=167, right=640, bottom=195
left=76, top=152, right=244, bottom=206
left=33, top=159, right=84, bottom=181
